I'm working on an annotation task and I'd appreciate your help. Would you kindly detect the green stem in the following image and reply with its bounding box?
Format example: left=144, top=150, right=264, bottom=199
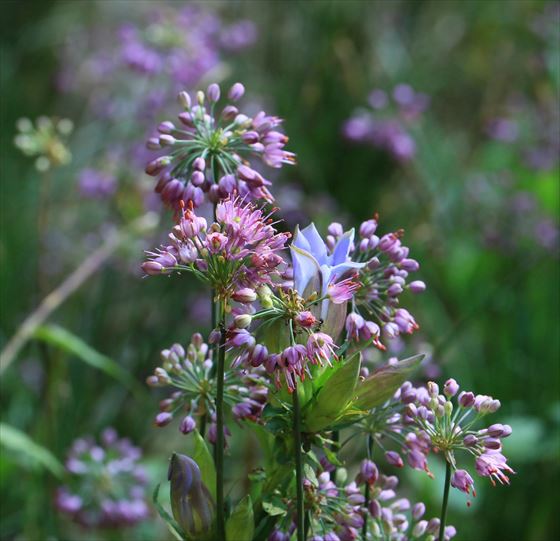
left=292, top=387, right=305, bottom=541
left=362, top=434, right=374, bottom=540
left=438, top=461, right=452, bottom=541
left=331, top=430, right=339, bottom=481
left=216, top=302, right=226, bottom=541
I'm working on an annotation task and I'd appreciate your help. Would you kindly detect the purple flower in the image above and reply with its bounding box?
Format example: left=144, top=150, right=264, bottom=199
left=56, top=430, right=148, bottom=528
left=145, top=83, right=294, bottom=210
left=451, top=469, right=475, bottom=495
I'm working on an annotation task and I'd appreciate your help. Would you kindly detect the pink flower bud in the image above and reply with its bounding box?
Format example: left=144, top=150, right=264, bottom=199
left=232, top=288, right=257, bottom=303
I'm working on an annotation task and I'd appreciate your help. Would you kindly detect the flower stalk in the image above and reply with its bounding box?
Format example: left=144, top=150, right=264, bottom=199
left=216, top=301, right=226, bottom=541
left=293, top=385, right=305, bottom=541
left=438, top=461, right=452, bottom=541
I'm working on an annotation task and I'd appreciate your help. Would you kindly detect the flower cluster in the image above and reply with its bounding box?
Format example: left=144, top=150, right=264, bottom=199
left=225, top=281, right=342, bottom=392
left=55, top=428, right=149, bottom=528
left=147, top=333, right=268, bottom=442
left=360, top=378, right=514, bottom=503
left=292, top=218, right=425, bottom=349
left=267, top=463, right=456, bottom=541
left=142, top=197, right=289, bottom=298
left=57, top=5, right=256, bottom=96
left=343, top=84, right=429, bottom=162
left=145, top=82, right=295, bottom=209
left=14, top=116, right=73, bottom=172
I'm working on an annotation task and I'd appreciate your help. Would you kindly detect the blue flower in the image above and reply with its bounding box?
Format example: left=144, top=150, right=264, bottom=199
left=290, top=223, right=365, bottom=336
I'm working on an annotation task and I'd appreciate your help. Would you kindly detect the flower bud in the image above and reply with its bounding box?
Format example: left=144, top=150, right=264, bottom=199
left=178, top=91, right=191, bottom=109
left=385, top=451, right=404, bottom=468
left=359, top=459, right=378, bottom=485
left=207, top=83, right=220, bottom=103
left=232, top=288, right=257, bottom=303
left=179, top=416, right=196, bottom=435
left=427, top=381, right=439, bottom=398
left=141, top=261, right=164, bottom=275
left=191, top=170, right=205, bottom=187
left=159, top=134, right=176, bottom=146
left=216, top=106, right=236, bottom=124
left=234, top=314, right=253, bottom=329
left=228, top=82, right=245, bottom=101
left=168, top=454, right=215, bottom=537
left=155, top=412, right=173, bottom=427
left=191, top=157, right=205, bottom=172
left=443, top=378, right=459, bottom=397
left=413, top=520, right=428, bottom=537
left=412, top=502, right=426, bottom=520
left=295, top=310, right=317, bottom=328
left=458, top=391, right=475, bottom=408
left=409, top=280, right=426, bottom=293
left=463, top=434, right=478, bottom=447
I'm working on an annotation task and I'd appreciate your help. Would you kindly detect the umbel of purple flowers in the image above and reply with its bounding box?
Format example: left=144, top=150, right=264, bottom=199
left=56, top=429, right=149, bottom=528
left=145, top=82, right=295, bottom=210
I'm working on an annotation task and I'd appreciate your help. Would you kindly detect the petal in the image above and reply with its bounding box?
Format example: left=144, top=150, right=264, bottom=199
left=300, top=223, right=328, bottom=264
left=331, top=228, right=355, bottom=265
left=330, top=260, right=367, bottom=282
left=291, top=244, right=321, bottom=296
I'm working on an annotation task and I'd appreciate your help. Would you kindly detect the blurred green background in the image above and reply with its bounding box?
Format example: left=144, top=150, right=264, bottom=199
left=1, top=1, right=559, bottom=540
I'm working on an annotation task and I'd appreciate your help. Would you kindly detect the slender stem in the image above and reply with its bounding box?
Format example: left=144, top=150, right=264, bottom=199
left=362, top=434, right=374, bottom=540
left=0, top=214, right=158, bottom=372
left=215, top=301, right=226, bottom=541
left=438, top=461, right=452, bottom=541
left=330, top=430, right=339, bottom=481
left=292, top=386, right=305, bottom=541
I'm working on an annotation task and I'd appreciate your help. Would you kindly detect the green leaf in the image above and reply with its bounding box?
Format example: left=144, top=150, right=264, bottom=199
left=262, top=499, right=287, bottom=517
left=303, top=463, right=318, bottom=488
left=192, top=430, right=216, bottom=500
left=352, top=354, right=424, bottom=410
left=303, top=352, right=361, bottom=433
left=33, top=324, right=140, bottom=393
left=152, top=483, right=185, bottom=541
left=226, top=495, right=254, bottom=541
left=0, top=423, right=64, bottom=478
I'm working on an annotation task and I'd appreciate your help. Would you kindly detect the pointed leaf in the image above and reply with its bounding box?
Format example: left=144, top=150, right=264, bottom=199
left=192, top=430, right=216, bottom=500
left=226, top=495, right=254, bottom=541
left=303, top=352, right=361, bottom=433
left=34, top=324, right=140, bottom=393
left=352, top=354, right=424, bottom=410
left=153, top=484, right=185, bottom=541
left=0, top=423, right=64, bottom=478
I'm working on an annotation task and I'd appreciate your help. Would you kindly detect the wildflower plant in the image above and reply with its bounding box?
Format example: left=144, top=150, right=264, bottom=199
left=56, top=429, right=149, bottom=528
left=135, top=82, right=516, bottom=541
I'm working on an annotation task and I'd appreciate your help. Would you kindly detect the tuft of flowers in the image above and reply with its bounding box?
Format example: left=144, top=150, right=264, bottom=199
left=327, top=217, right=425, bottom=348
left=55, top=428, right=149, bottom=528
left=225, top=282, right=341, bottom=392
left=142, top=197, right=289, bottom=299
left=145, top=82, right=295, bottom=209
left=267, top=464, right=456, bottom=541
left=360, top=378, right=514, bottom=503
left=14, top=116, right=73, bottom=171
left=146, top=333, right=268, bottom=441
left=343, top=84, right=429, bottom=162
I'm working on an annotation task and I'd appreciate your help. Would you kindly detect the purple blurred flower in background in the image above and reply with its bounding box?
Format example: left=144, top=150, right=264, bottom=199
left=55, top=428, right=149, bottom=528
left=78, top=168, right=117, bottom=199
left=343, top=84, right=429, bottom=163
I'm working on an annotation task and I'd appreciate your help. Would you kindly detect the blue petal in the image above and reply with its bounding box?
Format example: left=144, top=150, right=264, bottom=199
left=291, top=244, right=321, bottom=295
left=292, top=225, right=311, bottom=253
left=330, top=260, right=367, bottom=282
left=300, top=223, right=328, bottom=265
left=331, top=229, right=355, bottom=266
